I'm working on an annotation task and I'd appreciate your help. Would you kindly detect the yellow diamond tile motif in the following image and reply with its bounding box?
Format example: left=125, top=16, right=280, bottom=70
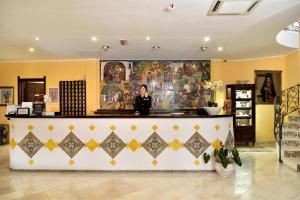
left=212, top=139, right=222, bottom=150
left=215, top=124, right=220, bottom=131
left=152, top=159, right=158, bottom=165
left=48, top=124, right=54, bottom=131
left=10, top=138, right=17, bottom=150
left=45, top=139, right=57, bottom=151
left=229, top=123, right=231, bottom=128
left=127, top=139, right=141, bottom=152
left=130, top=124, right=137, bottom=131
left=48, top=125, right=54, bottom=131
left=194, top=159, right=200, bottom=166
left=152, top=124, right=158, bottom=131
left=111, top=159, right=116, bottom=165
left=89, top=125, right=95, bottom=131
left=172, top=124, right=179, bottom=131
left=28, top=159, right=34, bottom=165
left=110, top=125, right=116, bottom=132
left=68, top=125, right=75, bottom=131
left=169, top=139, right=183, bottom=151
left=11, top=124, right=15, bottom=130
left=86, top=139, right=99, bottom=152
left=69, top=159, right=75, bottom=165
left=194, top=124, right=200, bottom=131
left=27, top=124, right=34, bottom=131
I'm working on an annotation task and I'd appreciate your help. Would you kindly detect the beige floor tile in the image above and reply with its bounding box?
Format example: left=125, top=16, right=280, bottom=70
left=0, top=145, right=299, bottom=200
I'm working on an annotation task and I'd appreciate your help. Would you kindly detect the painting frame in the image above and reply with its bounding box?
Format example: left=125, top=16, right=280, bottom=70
left=255, top=70, right=282, bottom=105
left=0, top=87, right=14, bottom=106
left=48, top=88, right=59, bottom=103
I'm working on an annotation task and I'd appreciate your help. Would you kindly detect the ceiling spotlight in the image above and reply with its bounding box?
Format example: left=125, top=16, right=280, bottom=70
left=91, top=36, right=97, bottom=41
left=166, top=3, right=175, bottom=11
left=152, top=46, right=160, bottom=50
left=29, top=48, right=35, bottom=52
left=35, top=37, right=39, bottom=41
left=146, top=36, right=150, bottom=41
left=218, top=46, right=223, bottom=51
left=102, top=45, right=110, bottom=51
left=204, top=36, right=210, bottom=42
left=200, top=47, right=208, bottom=51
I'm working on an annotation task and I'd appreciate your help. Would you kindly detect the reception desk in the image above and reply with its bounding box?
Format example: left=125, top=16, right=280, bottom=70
left=7, top=114, right=234, bottom=171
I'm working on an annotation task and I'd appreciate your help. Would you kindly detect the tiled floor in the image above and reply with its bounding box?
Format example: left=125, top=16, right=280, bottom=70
left=0, top=145, right=299, bottom=200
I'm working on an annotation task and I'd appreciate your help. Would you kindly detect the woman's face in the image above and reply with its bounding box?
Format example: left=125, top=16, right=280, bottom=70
left=140, top=86, right=147, bottom=96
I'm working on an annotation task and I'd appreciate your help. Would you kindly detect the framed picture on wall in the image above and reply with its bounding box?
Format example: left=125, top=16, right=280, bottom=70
left=0, top=87, right=14, bottom=106
left=49, top=88, right=59, bottom=103
left=255, top=70, right=282, bottom=104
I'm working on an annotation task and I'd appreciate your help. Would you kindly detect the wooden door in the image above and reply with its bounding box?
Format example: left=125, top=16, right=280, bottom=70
left=18, top=76, right=46, bottom=104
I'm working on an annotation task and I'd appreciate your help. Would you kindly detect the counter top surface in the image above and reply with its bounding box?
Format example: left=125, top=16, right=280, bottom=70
left=6, top=114, right=233, bottom=118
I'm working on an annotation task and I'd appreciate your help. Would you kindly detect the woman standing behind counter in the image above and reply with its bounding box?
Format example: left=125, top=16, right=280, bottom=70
left=134, top=85, right=152, bottom=115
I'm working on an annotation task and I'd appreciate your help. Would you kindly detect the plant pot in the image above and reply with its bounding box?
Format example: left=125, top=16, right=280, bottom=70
left=214, top=162, right=235, bottom=178
left=203, top=107, right=222, bottom=115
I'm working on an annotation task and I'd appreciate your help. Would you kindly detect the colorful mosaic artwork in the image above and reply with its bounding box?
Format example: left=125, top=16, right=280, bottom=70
left=142, top=132, right=168, bottom=158
left=100, top=60, right=211, bottom=109
left=18, top=132, right=43, bottom=158
left=59, top=132, right=85, bottom=158
left=184, top=132, right=210, bottom=158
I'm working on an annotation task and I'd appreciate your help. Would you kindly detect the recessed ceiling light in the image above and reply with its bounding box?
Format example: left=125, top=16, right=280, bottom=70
left=102, top=45, right=110, bottom=51
left=91, top=36, right=97, bottom=41
left=146, top=36, right=150, bottom=41
left=218, top=46, right=223, bottom=51
left=166, top=3, right=175, bottom=12
left=153, top=46, right=160, bottom=50
left=204, top=36, right=210, bottom=42
left=29, top=48, right=35, bottom=52
left=35, top=37, right=39, bottom=41
left=201, top=47, right=208, bottom=51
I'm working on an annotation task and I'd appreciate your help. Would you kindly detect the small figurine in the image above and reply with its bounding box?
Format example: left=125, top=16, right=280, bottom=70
left=223, top=99, right=232, bottom=114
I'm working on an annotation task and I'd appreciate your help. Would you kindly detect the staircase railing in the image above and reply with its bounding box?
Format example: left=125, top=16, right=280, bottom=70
left=274, top=84, right=300, bottom=162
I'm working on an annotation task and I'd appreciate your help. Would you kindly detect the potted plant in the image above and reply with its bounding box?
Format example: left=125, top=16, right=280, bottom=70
left=213, top=145, right=242, bottom=178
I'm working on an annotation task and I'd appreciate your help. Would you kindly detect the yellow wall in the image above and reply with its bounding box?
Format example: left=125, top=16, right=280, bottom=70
left=285, top=36, right=300, bottom=88
left=212, top=56, right=286, bottom=143
left=0, top=60, right=99, bottom=124
left=0, top=53, right=299, bottom=143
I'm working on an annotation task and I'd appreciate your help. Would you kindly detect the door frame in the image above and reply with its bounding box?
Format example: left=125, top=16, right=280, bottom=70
left=18, top=76, right=46, bottom=104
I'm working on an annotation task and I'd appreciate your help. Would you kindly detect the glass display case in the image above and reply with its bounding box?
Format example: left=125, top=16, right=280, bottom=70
left=226, top=84, right=256, bottom=146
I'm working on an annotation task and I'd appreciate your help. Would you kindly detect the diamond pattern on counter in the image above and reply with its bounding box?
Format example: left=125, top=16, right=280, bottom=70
left=10, top=138, right=17, bottom=150
left=45, top=139, right=57, bottom=151
left=100, top=132, right=126, bottom=158
left=225, top=129, right=234, bottom=150
left=142, top=132, right=167, bottom=158
left=59, top=132, right=84, bottom=158
left=184, top=132, right=210, bottom=158
left=18, top=132, right=43, bottom=158
left=169, top=139, right=183, bottom=151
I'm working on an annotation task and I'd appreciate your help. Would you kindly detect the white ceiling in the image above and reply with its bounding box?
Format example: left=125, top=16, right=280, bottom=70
left=0, top=0, right=300, bottom=61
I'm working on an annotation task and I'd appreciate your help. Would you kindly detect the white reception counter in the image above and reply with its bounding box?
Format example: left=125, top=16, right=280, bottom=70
left=7, top=114, right=234, bottom=171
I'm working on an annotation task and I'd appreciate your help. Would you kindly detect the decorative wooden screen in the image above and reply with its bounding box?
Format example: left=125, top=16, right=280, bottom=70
left=59, top=80, right=86, bottom=116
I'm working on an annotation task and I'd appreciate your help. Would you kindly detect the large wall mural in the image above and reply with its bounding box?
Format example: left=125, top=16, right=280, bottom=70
left=99, top=60, right=211, bottom=110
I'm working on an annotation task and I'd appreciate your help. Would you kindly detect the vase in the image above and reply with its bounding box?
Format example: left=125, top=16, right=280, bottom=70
left=214, top=162, right=235, bottom=178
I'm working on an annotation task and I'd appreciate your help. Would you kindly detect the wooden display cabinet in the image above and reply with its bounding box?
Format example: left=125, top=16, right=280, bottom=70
left=226, top=84, right=256, bottom=146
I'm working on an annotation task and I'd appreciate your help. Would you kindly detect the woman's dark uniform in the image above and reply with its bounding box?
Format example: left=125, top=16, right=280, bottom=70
left=134, top=95, right=152, bottom=115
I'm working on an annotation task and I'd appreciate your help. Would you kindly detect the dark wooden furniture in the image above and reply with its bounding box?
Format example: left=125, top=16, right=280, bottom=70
left=18, top=76, right=46, bottom=104
left=226, top=84, right=256, bottom=146
left=59, top=80, right=86, bottom=116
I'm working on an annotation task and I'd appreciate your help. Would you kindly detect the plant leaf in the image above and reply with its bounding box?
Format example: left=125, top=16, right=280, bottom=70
left=203, top=153, right=210, bottom=164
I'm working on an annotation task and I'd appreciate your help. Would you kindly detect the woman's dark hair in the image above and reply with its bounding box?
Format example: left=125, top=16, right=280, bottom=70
left=260, top=73, right=276, bottom=102
left=140, top=84, right=148, bottom=91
